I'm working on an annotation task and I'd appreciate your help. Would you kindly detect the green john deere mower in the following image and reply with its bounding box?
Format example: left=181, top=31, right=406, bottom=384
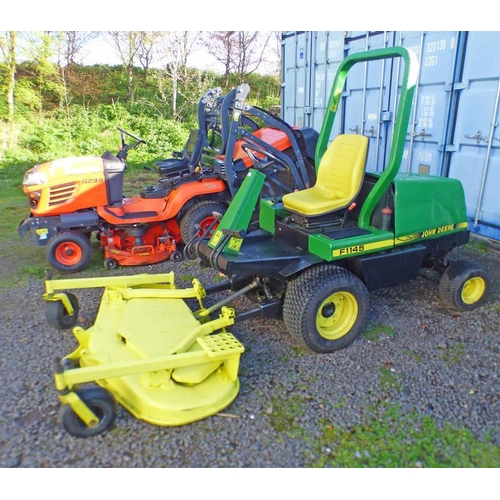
left=43, top=46, right=489, bottom=437
left=193, top=45, right=490, bottom=353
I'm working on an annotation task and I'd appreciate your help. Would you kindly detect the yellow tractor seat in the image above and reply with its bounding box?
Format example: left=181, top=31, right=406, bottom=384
left=282, top=134, right=369, bottom=216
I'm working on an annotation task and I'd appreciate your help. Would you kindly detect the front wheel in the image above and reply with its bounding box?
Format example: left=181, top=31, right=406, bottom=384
left=283, top=265, right=369, bottom=353
left=46, top=231, right=93, bottom=273
left=439, top=259, right=489, bottom=311
left=59, top=387, right=117, bottom=438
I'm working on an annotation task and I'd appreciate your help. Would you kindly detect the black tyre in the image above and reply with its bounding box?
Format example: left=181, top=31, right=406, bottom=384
left=169, top=251, right=183, bottom=262
left=104, top=257, right=118, bottom=270
left=438, top=259, right=489, bottom=311
left=59, top=387, right=117, bottom=438
left=46, top=231, right=93, bottom=273
left=283, top=264, right=369, bottom=353
left=46, top=293, right=79, bottom=330
left=179, top=201, right=227, bottom=259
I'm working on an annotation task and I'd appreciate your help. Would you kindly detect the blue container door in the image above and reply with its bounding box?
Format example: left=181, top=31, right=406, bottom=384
left=391, top=31, right=460, bottom=176
left=446, top=31, right=500, bottom=241
left=343, top=32, right=394, bottom=173
left=281, top=31, right=344, bottom=130
left=281, top=32, right=310, bottom=128
left=310, top=31, right=345, bottom=132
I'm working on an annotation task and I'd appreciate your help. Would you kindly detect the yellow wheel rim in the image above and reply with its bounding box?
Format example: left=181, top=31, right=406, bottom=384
left=461, top=277, right=486, bottom=304
left=316, top=292, right=358, bottom=340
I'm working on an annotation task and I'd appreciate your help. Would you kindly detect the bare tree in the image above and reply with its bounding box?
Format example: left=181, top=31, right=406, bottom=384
left=203, top=31, right=272, bottom=86
left=157, top=31, right=202, bottom=119
left=137, top=31, right=162, bottom=79
left=232, top=31, right=272, bottom=83
left=0, top=31, right=17, bottom=121
left=203, top=31, right=236, bottom=87
left=107, top=31, right=142, bottom=102
left=57, top=31, right=98, bottom=67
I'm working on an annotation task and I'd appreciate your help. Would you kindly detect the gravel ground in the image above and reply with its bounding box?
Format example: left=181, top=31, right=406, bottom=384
left=0, top=242, right=499, bottom=468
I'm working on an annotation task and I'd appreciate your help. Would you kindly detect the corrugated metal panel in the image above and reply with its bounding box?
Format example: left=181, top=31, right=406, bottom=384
left=281, top=31, right=344, bottom=129
left=280, top=30, right=500, bottom=242
left=446, top=31, right=500, bottom=241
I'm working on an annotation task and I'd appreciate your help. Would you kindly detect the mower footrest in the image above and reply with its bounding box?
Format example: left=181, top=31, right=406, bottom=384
left=197, top=332, right=245, bottom=359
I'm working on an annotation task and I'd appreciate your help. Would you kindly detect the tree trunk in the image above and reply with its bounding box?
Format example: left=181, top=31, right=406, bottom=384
left=6, top=31, right=16, bottom=122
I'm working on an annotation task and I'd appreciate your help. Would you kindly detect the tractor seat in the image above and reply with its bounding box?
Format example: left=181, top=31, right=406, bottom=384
left=282, top=134, right=368, bottom=216
left=155, top=129, right=205, bottom=177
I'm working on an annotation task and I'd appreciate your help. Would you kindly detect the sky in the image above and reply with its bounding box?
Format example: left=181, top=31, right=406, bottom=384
left=79, top=32, right=280, bottom=75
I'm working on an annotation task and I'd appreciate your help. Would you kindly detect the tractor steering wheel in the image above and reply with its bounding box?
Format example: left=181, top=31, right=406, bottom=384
left=116, top=127, right=146, bottom=161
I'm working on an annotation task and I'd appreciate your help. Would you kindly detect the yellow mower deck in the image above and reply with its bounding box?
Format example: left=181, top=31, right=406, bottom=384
left=48, top=273, right=244, bottom=435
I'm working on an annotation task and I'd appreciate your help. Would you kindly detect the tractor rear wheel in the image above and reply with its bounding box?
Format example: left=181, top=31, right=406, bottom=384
left=283, top=264, right=369, bottom=353
left=46, top=231, right=93, bottom=273
left=438, top=259, right=489, bottom=311
left=180, top=201, right=227, bottom=259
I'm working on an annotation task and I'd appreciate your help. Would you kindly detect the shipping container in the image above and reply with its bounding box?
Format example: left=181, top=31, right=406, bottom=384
left=281, top=31, right=500, bottom=243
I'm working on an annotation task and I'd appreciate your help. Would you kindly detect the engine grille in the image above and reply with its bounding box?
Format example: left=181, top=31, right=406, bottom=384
left=48, top=182, right=77, bottom=206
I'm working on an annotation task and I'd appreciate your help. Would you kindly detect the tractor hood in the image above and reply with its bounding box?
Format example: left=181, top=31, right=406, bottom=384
left=22, top=155, right=115, bottom=188
left=22, top=152, right=125, bottom=216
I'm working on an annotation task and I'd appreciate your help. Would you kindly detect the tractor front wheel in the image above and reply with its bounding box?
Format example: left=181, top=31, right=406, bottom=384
left=438, top=259, right=489, bottom=311
left=59, top=387, right=117, bottom=438
left=283, top=264, right=369, bottom=353
left=46, top=231, right=93, bottom=273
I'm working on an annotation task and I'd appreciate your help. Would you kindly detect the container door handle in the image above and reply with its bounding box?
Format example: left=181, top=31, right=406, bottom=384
left=465, top=131, right=490, bottom=143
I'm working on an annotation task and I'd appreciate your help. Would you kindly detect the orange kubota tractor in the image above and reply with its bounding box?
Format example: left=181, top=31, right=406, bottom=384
left=18, top=85, right=318, bottom=273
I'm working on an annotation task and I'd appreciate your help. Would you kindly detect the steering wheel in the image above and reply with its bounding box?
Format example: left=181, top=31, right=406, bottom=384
left=117, top=127, right=146, bottom=147
left=116, top=127, right=146, bottom=161
left=241, top=142, right=288, bottom=172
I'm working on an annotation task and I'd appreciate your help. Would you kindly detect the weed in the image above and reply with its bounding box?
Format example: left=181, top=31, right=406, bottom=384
left=403, top=349, right=422, bottom=362
left=363, top=322, right=395, bottom=342
left=312, top=402, right=500, bottom=467
left=378, top=366, right=403, bottom=393
left=177, top=275, right=197, bottom=283
left=269, top=394, right=306, bottom=436
left=467, top=239, right=490, bottom=254
left=442, top=343, right=466, bottom=364
left=19, top=265, right=46, bottom=279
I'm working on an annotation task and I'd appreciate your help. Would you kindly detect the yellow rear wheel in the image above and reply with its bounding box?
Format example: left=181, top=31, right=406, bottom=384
left=461, top=276, right=487, bottom=305
left=316, top=292, right=358, bottom=340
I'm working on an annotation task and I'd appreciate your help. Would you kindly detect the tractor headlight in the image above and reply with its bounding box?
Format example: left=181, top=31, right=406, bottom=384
left=23, top=168, right=48, bottom=187
left=28, top=191, right=41, bottom=208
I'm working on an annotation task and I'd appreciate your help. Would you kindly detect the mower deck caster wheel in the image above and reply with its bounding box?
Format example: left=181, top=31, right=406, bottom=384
left=59, top=387, right=117, bottom=438
left=169, top=251, right=183, bottom=262
left=104, top=258, right=118, bottom=270
left=46, top=293, right=79, bottom=330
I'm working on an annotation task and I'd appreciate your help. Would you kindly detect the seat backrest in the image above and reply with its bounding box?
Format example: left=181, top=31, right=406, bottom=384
left=315, top=134, right=369, bottom=200
left=183, top=129, right=206, bottom=166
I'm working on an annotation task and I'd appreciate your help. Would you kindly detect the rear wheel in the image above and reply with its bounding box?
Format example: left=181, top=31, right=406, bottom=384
left=59, top=387, right=117, bottom=438
left=180, top=201, right=227, bottom=259
left=283, top=265, right=369, bottom=353
left=46, top=231, right=93, bottom=273
left=439, top=259, right=489, bottom=311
